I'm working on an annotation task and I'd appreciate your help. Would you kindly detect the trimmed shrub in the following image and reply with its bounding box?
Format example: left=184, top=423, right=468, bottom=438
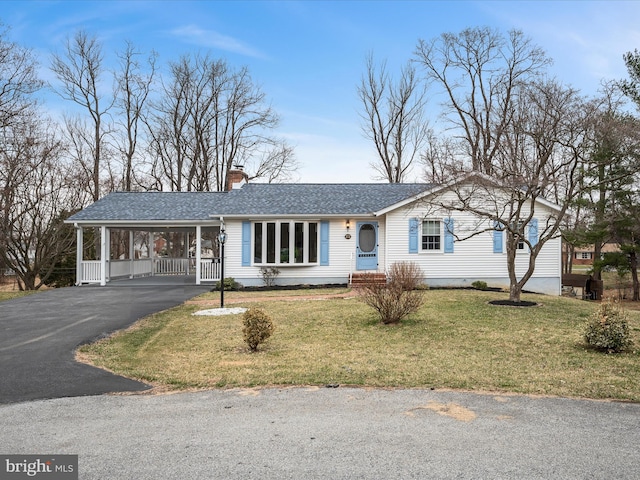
left=471, top=280, right=488, bottom=290
left=584, top=300, right=634, bottom=353
left=242, top=308, right=275, bottom=352
left=216, top=277, right=241, bottom=291
left=358, top=261, right=425, bottom=324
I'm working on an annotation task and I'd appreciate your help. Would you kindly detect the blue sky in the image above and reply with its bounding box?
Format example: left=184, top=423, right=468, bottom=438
left=2, top=0, right=639, bottom=183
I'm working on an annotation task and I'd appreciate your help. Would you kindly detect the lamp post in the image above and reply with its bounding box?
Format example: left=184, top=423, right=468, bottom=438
left=218, top=226, right=227, bottom=308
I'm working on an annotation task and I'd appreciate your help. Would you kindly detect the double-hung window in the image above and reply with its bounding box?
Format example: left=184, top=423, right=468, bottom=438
left=422, top=220, right=441, bottom=251
left=513, top=221, right=525, bottom=250
left=254, top=221, right=319, bottom=265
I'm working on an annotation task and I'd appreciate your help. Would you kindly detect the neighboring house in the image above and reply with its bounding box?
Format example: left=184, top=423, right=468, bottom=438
left=66, top=170, right=563, bottom=295
left=571, top=243, right=620, bottom=266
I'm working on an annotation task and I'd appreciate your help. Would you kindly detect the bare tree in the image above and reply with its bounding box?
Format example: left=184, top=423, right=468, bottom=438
left=0, top=24, right=42, bottom=130
left=415, top=27, right=551, bottom=175
left=50, top=30, right=113, bottom=201
left=413, top=28, right=600, bottom=302
left=0, top=117, right=81, bottom=290
left=358, top=54, right=429, bottom=182
left=422, top=78, right=593, bottom=301
left=146, top=54, right=296, bottom=191
left=113, top=41, right=156, bottom=191
left=0, top=25, right=45, bottom=285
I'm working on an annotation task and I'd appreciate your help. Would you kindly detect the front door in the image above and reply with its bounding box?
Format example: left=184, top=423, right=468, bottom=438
left=356, top=221, right=378, bottom=270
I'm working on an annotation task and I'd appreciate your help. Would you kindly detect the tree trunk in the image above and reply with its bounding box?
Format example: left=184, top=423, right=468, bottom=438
left=593, top=242, right=603, bottom=280
left=509, top=283, right=522, bottom=303
left=630, top=251, right=639, bottom=301
left=565, top=244, right=574, bottom=274
left=20, top=271, right=37, bottom=291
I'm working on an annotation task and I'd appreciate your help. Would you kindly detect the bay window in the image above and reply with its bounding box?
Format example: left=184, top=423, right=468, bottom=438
left=254, top=221, right=319, bottom=265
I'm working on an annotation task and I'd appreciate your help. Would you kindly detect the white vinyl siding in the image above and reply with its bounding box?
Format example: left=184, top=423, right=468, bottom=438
left=224, top=218, right=384, bottom=285
left=386, top=190, right=560, bottom=288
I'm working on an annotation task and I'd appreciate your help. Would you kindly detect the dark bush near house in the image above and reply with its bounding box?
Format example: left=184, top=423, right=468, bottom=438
left=216, top=277, right=241, bottom=291
left=358, top=261, right=425, bottom=324
left=42, top=256, right=76, bottom=288
left=584, top=300, right=634, bottom=353
left=471, top=280, right=488, bottom=290
left=242, top=308, right=275, bottom=352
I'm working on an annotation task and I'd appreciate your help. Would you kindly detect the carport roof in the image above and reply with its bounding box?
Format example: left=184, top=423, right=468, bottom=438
left=67, top=183, right=434, bottom=223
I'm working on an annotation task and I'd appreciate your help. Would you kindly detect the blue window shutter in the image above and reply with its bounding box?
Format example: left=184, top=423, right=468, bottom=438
left=528, top=218, right=539, bottom=247
left=444, top=217, right=454, bottom=253
left=320, top=221, right=330, bottom=265
left=409, top=218, right=419, bottom=254
left=493, top=221, right=503, bottom=253
left=241, top=221, right=251, bottom=266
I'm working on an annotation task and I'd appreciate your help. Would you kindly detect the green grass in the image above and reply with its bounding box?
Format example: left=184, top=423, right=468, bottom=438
left=78, top=289, right=640, bottom=401
left=0, top=290, right=37, bottom=302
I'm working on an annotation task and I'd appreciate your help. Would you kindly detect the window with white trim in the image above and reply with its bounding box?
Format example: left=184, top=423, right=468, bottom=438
left=576, top=252, right=592, bottom=260
left=422, top=220, right=441, bottom=251
left=253, top=221, right=319, bottom=265
left=512, top=221, right=525, bottom=250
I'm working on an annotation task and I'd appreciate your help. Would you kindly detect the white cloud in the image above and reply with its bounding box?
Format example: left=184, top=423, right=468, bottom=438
left=169, top=24, right=267, bottom=59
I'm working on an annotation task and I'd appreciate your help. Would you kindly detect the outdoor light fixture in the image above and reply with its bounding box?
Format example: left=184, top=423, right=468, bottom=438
left=218, top=226, right=227, bottom=308
left=345, top=219, right=352, bottom=240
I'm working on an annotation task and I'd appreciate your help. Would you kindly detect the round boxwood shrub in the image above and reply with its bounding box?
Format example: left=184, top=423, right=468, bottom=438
left=471, top=280, right=488, bottom=290
left=584, top=300, right=633, bottom=353
left=242, top=308, right=275, bottom=352
left=215, top=277, right=241, bottom=291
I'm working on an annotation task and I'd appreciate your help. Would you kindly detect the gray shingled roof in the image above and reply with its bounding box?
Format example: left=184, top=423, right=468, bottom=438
left=67, top=192, right=228, bottom=222
left=67, top=183, right=433, bottom=223
left=216, top=183, right=432, bottom=215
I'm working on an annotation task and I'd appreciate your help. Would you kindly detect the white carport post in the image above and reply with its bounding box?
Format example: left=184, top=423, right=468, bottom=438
left=129, top=230, right=135, bottom=278
left=100, top=225, right=108, bottom=286
left=150, top=231, right=155, bottom=276
left=184, top=231, right=190, bottom=275
left=195, top=225, right=202, bottom=285
left=75, top=225, right=83, bottom=285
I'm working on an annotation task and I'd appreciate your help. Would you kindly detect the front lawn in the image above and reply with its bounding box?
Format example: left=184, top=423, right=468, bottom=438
left=0, top=290, right=37, bottom=302
left=78, top=289, right=640, bottom=401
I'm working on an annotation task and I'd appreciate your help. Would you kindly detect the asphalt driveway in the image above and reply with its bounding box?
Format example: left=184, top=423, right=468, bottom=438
left=0, top=283, right=210, bottom=404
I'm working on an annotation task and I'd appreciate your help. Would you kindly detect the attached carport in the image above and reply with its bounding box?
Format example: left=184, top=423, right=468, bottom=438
left=66, top=192, right=229, bottom=286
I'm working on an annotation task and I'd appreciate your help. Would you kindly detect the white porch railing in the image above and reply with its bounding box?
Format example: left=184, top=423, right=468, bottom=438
left=80, top=257, right=219, bottom=283
left=109, top=259, right=131, bottom=278
left=82, top=261, right=102, bottom=284
left=109, top=258, right=154, bottom=278
left=154, top=257, right=195, bottom=275
left=200, top=259, right=221, bottom=282
left=133, top=258, right=153, bottom=276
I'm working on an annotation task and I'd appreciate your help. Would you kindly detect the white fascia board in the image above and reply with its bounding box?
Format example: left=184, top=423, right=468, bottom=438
left=215, top=214, right=376, bottom=220
left=65, top=219, right=221, bottom=228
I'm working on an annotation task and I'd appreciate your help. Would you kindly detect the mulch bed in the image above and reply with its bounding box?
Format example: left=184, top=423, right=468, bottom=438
left=488, top=299, right=538, bottom=307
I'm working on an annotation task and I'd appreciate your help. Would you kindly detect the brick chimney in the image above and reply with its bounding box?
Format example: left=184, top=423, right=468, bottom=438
left=225, top=165, right=249, bottom=191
